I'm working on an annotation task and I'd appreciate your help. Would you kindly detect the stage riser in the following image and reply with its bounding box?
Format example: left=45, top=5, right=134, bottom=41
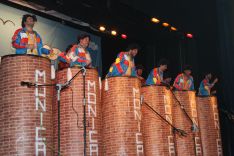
left=54, top=68, right=102, bottom=156
left=197, top=97, right=223, bottom=156
left=0, top=55, right=53, bottom=156
left=0, top=55, right=224, bottom=156
left=141, top=86, right=176, bottom=156
left=102, top=77, right=144, bottom=156
left=172, top=91, right=203, bottom=156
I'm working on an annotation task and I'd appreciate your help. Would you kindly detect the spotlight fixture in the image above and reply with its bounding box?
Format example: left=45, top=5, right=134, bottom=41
left=111, top=30, right=117, bottom=36
left=186, top=33, right=193, bottom=39
left=99, top=26, right=106, bottom=31
left=171, top=26, right=177, bottom=31
left=162, top=22, right=170, bottom=27
left=121, top=34, right=127, bottom=39
left=151, top=17, right=160, bottom=23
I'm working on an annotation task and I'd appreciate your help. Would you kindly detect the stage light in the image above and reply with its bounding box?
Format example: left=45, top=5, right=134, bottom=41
left=111, top=30, right=117, bottom=36
left=186, top=33, right=193, bottom=38
left=99, top=26, right=106, bottom=32
left=151, top=17, right=160, bottom=23
left=121, top=34, right=127, bottom=39
left=171, top=26, right=177, bottom=31
left=162, top=22, right=170, bottom=27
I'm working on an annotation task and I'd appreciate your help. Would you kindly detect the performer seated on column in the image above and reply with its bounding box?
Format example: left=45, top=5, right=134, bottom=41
left=136, top=64, right=145, bottom=85
left=198, top=72, right=218, bottom=96
left=57, top=44, right=73, bottom=70
left=145, top=58, right=169, bottom=86
left=12, top=14, right=51, bottom=56
left=107, top=44, right=140, bottom=77
left=173, top=65, right=194, bottom=91
left=69, top=34, right=92, bottom=68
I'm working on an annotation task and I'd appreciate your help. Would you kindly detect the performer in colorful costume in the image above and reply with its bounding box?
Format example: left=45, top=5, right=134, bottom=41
left=57, top=44, right=73, bottom=70
left=69, top=34, right=92, bottom=67
left=145, top=59, right=169, bottom=85
left=198, top=73, right=218, bottom=96
left=12, top=14, right=50, bottom=55
left=173, top=65, right=194, bottom=91
left=107, top=44, right=140, bottom=77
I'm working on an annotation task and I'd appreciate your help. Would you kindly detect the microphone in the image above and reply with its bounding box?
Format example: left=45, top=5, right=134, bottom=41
left=82, top=66, right=87, bottom=76
left=20, top=81, right=35, bottom=87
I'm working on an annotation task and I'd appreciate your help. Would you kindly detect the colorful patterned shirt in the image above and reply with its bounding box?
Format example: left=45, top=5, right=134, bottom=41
left=173, top=73, right=194, bottom=91
left=198, top=78, right=213, bottom=96
left=107, top=52, right=136, bottom=77
left=145, top=68, right=163, bottom=85
left=12, top=28, right=50, bottom=55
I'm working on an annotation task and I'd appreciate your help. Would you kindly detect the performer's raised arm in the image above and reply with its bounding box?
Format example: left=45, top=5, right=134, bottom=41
left=198, top=72, right=218, bottom=96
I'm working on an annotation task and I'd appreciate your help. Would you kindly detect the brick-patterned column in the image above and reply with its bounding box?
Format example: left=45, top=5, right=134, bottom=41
left=0, top=54, right=53, bottom=156
left=54, top=67, right=102, bottom=156
left=172, top=91, right=203, bottom=156
left=102, top=77, right=144, bottom=156
left=196, top=96, right=223, bottom=156
left=141, top=86, right=176, bottom=156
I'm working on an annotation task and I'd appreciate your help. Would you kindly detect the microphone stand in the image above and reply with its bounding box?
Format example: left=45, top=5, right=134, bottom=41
left=57, top=67, right=86, bottom=156
left=21, top=82, right=64, bottom=156
left=20, top=67, right=84, bottom=156
left=160, top=83, right=201, bottom=156
left=160, top=82, right=198, bottom=132
left=142, top=101, right=187, bottom=137
left=82, top=67, right=87, bottom=156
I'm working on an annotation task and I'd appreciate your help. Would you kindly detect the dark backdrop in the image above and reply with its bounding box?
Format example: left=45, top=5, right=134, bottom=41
left=2, top=0, right=234, bottom=155
left=216, top=0, right=234, bottom=155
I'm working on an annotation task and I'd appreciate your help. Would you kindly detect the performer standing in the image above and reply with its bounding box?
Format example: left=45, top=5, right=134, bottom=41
left=173, top=65, right=194, bottom=91
left=69, top=34, right=92, bottom=67
left=198, top=73, right=218, bottom=96
left=136, top=64, right=146, bottom=85
left=145, top=59, right=169, bottom=85
left=107, top=44, right=140, bottom=77
left=12, top=14, right=50, bottom=55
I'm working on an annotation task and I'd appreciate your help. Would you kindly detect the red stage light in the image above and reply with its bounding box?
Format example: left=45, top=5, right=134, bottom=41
left=186, top=33, right=193, bottom=38
left=121, top=34, right=127, bottom=39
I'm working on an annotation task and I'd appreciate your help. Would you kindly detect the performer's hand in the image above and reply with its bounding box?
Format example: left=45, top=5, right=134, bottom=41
left=214, top=78, right=218, bottom=84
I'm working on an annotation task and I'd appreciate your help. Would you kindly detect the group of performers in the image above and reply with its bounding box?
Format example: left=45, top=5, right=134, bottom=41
left=11, top=14, right=218, bottom=96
